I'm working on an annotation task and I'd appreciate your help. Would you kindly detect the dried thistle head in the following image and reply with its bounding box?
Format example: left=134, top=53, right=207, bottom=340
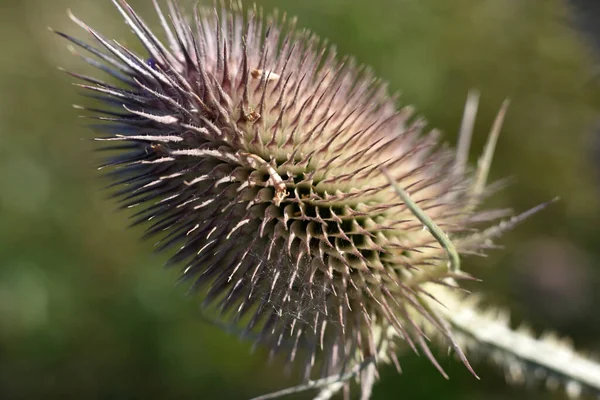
left=55, top=1, right=600, bottom=399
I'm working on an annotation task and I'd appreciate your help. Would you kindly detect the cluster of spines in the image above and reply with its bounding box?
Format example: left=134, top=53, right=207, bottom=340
left=54, top=2, right=600, bottom=400
left=54, top=0, right=495, bottom=381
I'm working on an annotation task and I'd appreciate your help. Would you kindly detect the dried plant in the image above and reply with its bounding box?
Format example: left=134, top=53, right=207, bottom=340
left=54, top=1, right=600, bottom=399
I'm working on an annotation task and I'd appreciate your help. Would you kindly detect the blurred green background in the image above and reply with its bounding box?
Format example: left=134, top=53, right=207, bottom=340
left=1, top=0, right=600, bottom=398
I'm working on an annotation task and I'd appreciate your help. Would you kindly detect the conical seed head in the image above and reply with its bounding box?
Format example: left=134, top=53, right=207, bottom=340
left=59, top=0, right=504, bottom=380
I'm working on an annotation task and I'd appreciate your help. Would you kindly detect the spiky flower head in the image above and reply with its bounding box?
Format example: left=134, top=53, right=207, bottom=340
left=57, top=0, right=509, bottom=384
left=56, top=1, right=600, bottom=399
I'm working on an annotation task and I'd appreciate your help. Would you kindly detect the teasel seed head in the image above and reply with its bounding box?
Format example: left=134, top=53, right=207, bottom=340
left=55, top=0, right=564, bottom=396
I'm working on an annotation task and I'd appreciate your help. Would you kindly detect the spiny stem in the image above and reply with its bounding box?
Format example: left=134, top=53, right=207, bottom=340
left=313, top=381, right=345, bottom=400
left=381, top=167, right=460, bottom=273
left=249, top=357, right=374, bottom=400
left=312, top=360, right=378, bottom=400
left=423, top=284, right=600, bottom=399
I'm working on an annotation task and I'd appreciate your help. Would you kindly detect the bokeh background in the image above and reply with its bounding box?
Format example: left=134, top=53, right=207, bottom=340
left=1, top=0, right=600, bottom=398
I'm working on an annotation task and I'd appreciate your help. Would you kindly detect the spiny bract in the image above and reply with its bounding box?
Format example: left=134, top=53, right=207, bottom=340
left=56, top=1, right=600, bottom=399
